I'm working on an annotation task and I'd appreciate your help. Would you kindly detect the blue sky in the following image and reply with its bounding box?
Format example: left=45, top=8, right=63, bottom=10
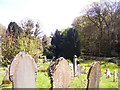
left=0, top=0, right=99, bottom=36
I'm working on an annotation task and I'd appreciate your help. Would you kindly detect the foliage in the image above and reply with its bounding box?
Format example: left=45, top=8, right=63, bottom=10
left=17, top=33, right=42, bottom=56
left=43, top=45, right=55, bottom=59
left=7, top=22, right=23, bottom=37
left=51, top=28, right=81, bottom=60
left=61, top=28, right=81, bottom=60
left=21, top=19, right=41, bottom=38
left=0, top=24, right=6, bottom=36
left=42, top=35, right=53, bottom=59
left=51, top=29, right=62, bottom=58
left=1, top=33, right=42, bottom=66
left=72, top=0, right=120, bottom=57
left=1, top=35, right=20, bottom=66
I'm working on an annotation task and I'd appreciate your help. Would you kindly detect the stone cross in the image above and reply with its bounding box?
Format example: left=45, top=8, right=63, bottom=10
left=73, top=55, right=77, bottom=77
left=49, top=57, right=72, bottom=88
left=106, top=69, right=111, bottom=78
left=113, top=70, right=117, bottom=82
left=9, top=51, right=37, bottom=88
left=87, top=62, right=101, bottom=89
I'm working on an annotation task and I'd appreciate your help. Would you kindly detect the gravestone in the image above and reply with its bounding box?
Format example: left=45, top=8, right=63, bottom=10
left=0, top=36, right=2, bottom=67
left=69, top=63, right=74, bottom=76
left=49, top=57, right=72, bottom=88
left=113, top=70, right=117, bottom=82
left=73, top=55, right=77, bottom=77
left=77, top=65, right=83, bottom=76
left=106, top=69, right=111, bottom=78
left=87, top=62, right=101, bottom=89
left=9, top=51, right=37, bottom=88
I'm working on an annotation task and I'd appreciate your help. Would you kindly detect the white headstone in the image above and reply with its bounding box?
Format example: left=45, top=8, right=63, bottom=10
left=73, top=55, right=77, bottom=77
left=0, top=36, right=2, bottom=67
left=106, top=69, right=111, bottom=78
left=10, top=51, right=37, bottom=88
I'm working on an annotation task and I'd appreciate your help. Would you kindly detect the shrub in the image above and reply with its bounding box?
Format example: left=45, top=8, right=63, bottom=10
left=1, top=33, right=42, bottom=66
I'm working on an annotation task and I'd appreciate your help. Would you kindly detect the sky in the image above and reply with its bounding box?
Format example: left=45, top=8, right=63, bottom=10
left=0, top=0, right=99, bottom=36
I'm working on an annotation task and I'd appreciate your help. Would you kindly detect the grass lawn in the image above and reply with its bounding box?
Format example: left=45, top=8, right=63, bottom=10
left=0, top=59, right=119, bottom=88
left=70, top=59, right=119, bottom=88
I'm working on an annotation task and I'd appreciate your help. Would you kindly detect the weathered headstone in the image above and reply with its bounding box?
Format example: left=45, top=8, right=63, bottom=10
left=49, top=57, right=72, bottom=88
left=87, top=62, right=101, bottom=89
left=106, top=69, right=111, bottom=78
left=9, top=51, right=37, bottom=88
left=69, top=63, right=74, bottom=76
left=77, top=65, right=83, bottom=76
left=0, top=36, right=2, bottom=67
left=73, top=55, right=77, bottom=77
left=113, top=70, right=117, bottom=82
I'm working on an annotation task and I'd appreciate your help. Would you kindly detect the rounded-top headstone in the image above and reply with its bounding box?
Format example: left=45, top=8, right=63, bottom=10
left=49, top=57, right=72, bottom=88
left=10, top=51, right=37, bottom=88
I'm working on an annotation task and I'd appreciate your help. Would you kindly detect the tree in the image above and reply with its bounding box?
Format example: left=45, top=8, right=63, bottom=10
left=0, top=24, right=6, bottom=36
left=72, top=0, right=120, bottom=57
left=61, top=28, right=81, bottom=60
left=51, top=29, right=62, bottom=58
left=42, top=35, right=53, bottom=59
left=21, top=19, right=41, bottom=38
left=1, top=21, right=43, bottom=66
left=51, top=28, right=81, bottom=60
left=6, top=22, right=23, bottom=37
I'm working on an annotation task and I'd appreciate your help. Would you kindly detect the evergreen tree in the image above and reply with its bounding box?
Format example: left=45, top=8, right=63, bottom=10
left=51, top=29, right=62, bottom=58
left=62, top=28, right=81, bottom=60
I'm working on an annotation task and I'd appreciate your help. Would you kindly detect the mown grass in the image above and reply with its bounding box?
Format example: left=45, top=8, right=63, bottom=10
left=70, top=74, right=87, bottom=88
left=36, top=60, right=51, bottom=88
left=36, top=72, right=51, bottom=88
left=70, top=59, right=119, bottom=88
left=0, top=67, right=5, bottom=85
left=0, top=59, right=119, bottom=88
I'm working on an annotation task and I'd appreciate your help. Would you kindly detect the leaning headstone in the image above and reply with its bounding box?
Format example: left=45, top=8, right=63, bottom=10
left=113, top=70, right=117, bottom=82
left=9, top=51, right=37, bottom=88
left=87, top=62, right=101, bottom=89
left=49, top=57, right=72, bottom=88
left=73, top=55, right=77, bottom=77
left=106, top=69, right=111, bottom=78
